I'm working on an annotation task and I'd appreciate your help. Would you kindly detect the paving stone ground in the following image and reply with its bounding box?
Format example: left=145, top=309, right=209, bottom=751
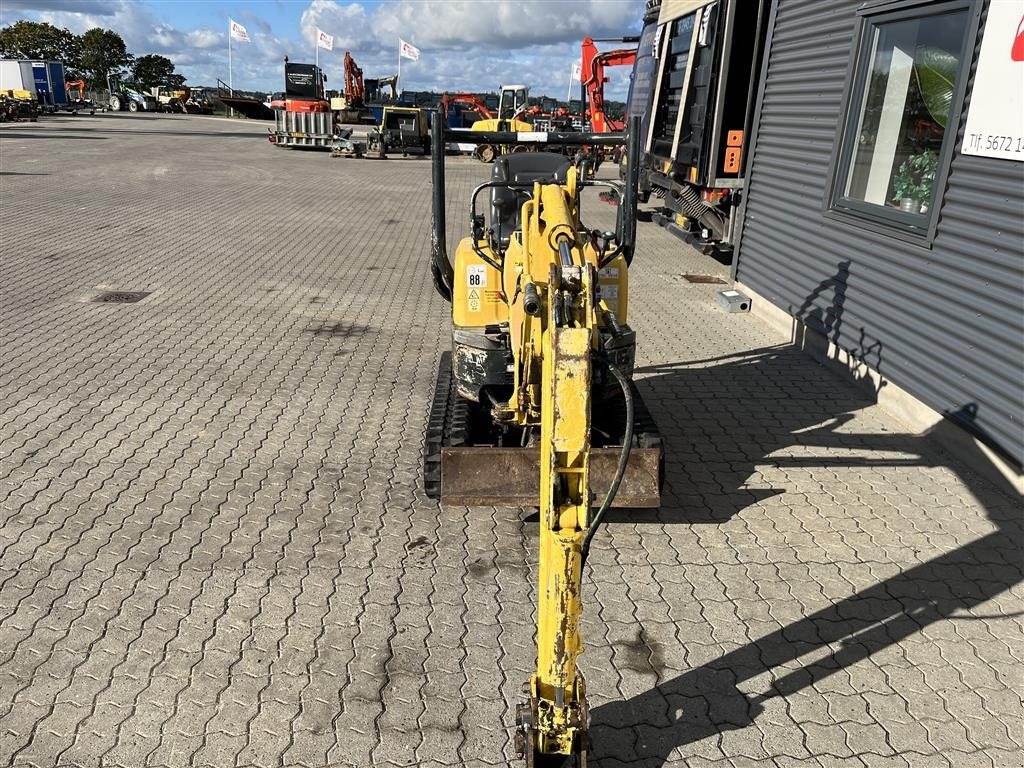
left=0, top=113, right=1020, bottom=768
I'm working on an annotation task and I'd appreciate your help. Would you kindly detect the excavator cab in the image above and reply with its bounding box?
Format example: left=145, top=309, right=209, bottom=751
left=498, top=84, right=529, bottom=119
left=425, top=118, right=662, bottom=765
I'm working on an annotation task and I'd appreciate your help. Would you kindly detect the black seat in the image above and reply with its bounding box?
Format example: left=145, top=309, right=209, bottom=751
left=490, top=152, right=571, bottom=246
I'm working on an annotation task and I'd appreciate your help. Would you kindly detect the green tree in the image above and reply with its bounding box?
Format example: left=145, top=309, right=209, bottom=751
left=78, top=28, right=133, bottom=89
left=132, top=54, right=186, bottom=88
left=0, top=20, right=81, bottom=74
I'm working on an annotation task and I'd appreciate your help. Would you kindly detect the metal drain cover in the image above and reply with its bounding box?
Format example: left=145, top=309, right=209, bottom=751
left=92, top=291, right=151, bottom=303
left=681, top=274, right=727, bottom=284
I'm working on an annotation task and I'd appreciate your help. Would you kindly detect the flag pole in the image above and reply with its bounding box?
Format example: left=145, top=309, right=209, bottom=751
left=566, top=62, right=573, bottom=105
left=228, top=21, right=234, bottom=117
left=397, top=39, right=401, bottom=95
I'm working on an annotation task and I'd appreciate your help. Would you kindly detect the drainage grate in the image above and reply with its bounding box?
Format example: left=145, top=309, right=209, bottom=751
left=681, top=274, right=727, bottom=284
left=92, top=291, right=151, bottom=303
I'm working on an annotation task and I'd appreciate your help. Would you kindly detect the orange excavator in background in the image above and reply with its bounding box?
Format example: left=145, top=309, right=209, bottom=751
left=581, top=36, right=638, bottom=133
left=63, top=80, right=97, bottom=115
left=65, top=80, right=87, bottom=101
left=343, top=51, right=365, bottom=108
left=439, top=91, right=495, bottom=122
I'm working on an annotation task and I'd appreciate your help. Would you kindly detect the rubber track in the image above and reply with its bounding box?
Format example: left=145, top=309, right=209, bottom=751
left=422, top=352, right=470, bottom=499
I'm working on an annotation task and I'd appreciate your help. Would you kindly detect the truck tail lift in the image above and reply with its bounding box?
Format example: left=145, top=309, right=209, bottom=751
left=425, top=117, right=662, bottom=764
left=629, top=0, right=771, bottom=258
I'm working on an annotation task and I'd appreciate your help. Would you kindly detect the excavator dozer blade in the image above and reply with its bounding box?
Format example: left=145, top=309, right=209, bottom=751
left=440, top=446, right=661, bottom=508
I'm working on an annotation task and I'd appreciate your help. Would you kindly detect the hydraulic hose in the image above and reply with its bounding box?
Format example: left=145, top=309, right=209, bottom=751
left=581, top=359, right=634, bottom=568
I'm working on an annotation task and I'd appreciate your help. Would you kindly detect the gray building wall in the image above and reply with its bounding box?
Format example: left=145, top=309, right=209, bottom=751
left=735, top=0, right=1024, bottom=467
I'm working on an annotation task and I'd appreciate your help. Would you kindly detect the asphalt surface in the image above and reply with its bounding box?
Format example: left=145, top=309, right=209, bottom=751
left=0, top=112, right=1021, bottom=768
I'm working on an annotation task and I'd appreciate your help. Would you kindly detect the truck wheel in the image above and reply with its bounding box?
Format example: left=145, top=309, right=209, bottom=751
left=127, top=100, right=139, bottom=113
left=478, top=145, right=496, bottom=163
left=109, top=95, right=122, bottom=111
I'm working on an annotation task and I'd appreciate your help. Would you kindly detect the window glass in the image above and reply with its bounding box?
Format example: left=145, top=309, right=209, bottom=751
left=840, top=9, right=967, bottom=219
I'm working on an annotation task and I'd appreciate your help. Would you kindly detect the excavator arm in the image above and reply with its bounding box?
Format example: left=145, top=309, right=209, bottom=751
left=509, top=174, right=598, bottom=760
left=343, top=51, right=365, bottom=106
left=428, top=119, right=648, bottom=764
left=440, top=91, right=496, bottom=121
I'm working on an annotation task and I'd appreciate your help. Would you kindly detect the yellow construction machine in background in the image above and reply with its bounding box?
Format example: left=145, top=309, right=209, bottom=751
left=0, top=89, right=39, bottom=122
left=366, top=106, right=430, bottom=158
left=425, top=118, right=661, bottom=764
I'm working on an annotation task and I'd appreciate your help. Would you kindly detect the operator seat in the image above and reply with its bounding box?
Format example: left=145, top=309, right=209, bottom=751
left=490, top=152, right=571, bottom=246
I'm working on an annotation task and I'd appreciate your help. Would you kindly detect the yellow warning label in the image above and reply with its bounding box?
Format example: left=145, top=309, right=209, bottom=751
left=484, top=290, right=502, bottom=304
left=468, top=288, right=481, bottom=312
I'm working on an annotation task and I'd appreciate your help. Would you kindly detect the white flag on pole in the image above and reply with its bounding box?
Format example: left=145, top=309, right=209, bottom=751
left=317, top=28, right=334, bottom=51
left=399, top=38, right=420, bottom=61
left=229, top=19, right=250, bottom=42
left=571, top=61, right=582, bottom=80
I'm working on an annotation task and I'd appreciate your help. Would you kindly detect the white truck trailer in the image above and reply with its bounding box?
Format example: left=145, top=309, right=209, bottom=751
left=0, top=59, right=69, bottom=112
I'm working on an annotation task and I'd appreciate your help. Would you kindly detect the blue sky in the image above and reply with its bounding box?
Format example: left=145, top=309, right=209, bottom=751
left=1, top=0, right=645, bottom=97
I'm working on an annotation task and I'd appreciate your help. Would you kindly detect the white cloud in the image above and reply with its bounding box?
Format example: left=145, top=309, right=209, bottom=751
left=371, top=0, right=639, bottom=49
left=185, top=28, right=220, bottom=50
left=299, top=0, right=372, bottom=52
left=1, top=0, right=644, bottom=98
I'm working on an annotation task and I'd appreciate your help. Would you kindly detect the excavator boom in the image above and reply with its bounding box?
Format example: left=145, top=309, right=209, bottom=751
left=440, top=91, right=496, bottom=121
left=581, top=36, right=638, bottom=133
left=343, top=51, right=365, bottom=106
left=426, top=119, right=657, bottom=764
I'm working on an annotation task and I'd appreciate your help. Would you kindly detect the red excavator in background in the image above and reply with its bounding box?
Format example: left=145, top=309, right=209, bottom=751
left=343, top=51, right=365, bottom=108
left=581, top=36, right=638, bottom=134
left=439, top=91, right=495, bottom=123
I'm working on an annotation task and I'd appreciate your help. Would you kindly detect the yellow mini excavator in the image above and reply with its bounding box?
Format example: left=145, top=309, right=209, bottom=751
left=424, top=118, right=662, bottom=765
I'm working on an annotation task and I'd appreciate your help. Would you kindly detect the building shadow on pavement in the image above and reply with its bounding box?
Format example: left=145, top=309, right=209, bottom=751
left=587, top=339, right=1022, bottom=765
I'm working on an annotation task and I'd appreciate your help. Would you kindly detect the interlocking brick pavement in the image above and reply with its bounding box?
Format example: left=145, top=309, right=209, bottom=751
left=0, top=113, right=1020, bottom=768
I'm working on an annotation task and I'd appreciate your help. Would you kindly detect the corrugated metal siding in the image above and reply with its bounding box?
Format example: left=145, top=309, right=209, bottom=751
left=736, top=0, right=1024, bottom=466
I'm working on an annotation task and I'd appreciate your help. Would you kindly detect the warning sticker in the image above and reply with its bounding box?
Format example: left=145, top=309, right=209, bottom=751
left=599, top=266, right=619, bottom=279
left=468, top=288, right=481, bottom=312
left=467, top=264, right=487, bottom=288
left=600, top=284, right=619, bottom=300
left=484, top=290, right=502, bottom=304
